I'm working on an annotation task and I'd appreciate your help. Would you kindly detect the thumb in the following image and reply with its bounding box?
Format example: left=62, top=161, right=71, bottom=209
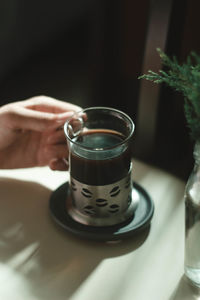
left=6, top=106, right=74, bottom=131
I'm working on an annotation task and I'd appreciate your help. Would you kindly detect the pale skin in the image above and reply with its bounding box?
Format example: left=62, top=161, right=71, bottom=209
left=0, top=96, right=81, bottom=170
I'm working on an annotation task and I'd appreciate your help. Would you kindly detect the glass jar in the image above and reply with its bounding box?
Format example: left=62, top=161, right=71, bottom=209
left=184, top=141, right=200, bottom=286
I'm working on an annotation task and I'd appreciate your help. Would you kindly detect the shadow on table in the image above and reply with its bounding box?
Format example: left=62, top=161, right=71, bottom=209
left=169, top=275, right=200, bottom=300
left=0, top=177, right=150, bottom=300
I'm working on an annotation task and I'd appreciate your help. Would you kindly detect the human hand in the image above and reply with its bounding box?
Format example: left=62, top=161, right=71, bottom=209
left=0, top=96, right=81, bottom=170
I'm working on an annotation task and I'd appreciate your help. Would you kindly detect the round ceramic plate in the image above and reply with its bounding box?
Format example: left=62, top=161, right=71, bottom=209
left=49, top=182, right=154, bottom=241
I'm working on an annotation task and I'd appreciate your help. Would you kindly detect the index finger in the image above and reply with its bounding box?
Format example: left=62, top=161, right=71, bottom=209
left=19, top=96, right=82, bottom=114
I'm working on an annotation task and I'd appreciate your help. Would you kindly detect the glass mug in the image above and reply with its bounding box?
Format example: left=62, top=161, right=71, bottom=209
left=64, top=107, right=135, bottom=226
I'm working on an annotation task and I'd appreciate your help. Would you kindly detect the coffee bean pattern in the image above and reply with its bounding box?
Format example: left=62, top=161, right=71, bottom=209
left=125, top=177, right=131, bottom=189
left=110, top=186, right=120, bottom=197
left=70, top=173, right=132, bottom=217
left=96, top=198, right=108, bottom=207
left=83, top=205, right=95, bottom=215
left=81, top=188, right=92, bottom=198
left=81, top=186, right=122, bottom=215
left=108, top=204, right=120, bottom=213
left=71, top=181, right=77, bottom=191
left=127, top=194, right=132, bottom=206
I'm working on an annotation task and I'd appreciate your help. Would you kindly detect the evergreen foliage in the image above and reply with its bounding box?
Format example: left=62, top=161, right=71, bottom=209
left=139, top=48, right=200, bottom=141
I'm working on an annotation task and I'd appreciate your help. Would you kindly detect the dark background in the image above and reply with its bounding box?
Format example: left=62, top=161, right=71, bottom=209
left=0, top=0, right=199, bottom=180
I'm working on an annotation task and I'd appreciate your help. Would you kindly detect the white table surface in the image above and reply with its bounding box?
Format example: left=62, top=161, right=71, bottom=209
left=0, top=159, right=199, bottom=300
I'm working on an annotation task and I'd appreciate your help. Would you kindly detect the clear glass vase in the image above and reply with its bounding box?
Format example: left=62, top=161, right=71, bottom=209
left=184, top=141, right=200, bottom=286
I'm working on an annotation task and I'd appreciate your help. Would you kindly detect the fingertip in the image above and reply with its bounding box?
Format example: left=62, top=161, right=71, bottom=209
left=49, top=158, right=69, bottom=171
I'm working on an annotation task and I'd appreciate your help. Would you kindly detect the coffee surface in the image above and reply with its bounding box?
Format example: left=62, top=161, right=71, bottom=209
left=76, top=129, right=122, bottom=148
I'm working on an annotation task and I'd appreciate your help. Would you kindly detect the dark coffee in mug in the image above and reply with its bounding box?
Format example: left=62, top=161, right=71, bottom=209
left=69, top=129, right=131, bottom=185
left=64, top=107, right=134, bottom=226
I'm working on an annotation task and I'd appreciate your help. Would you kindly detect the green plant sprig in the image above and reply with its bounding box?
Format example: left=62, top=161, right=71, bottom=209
left=138, top=48, right=200, bottom=142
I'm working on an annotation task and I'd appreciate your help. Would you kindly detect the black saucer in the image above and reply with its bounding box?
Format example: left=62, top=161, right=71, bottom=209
left=49, top=182, right=154, bottom=241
